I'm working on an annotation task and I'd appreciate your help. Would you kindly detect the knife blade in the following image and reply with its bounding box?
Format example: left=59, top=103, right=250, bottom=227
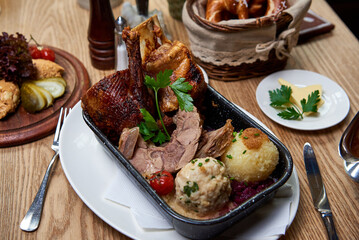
left=303, top=142, right=339, bottom=240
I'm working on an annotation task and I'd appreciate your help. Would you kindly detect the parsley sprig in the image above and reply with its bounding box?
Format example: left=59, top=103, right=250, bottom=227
left=170, top=77, right=194, bottom=112
left=269, top=85, right=320, bottom=120
left=139, top=69, right=194, bottom=144
left=183, top=181, right=199, bottom=197
left=139, top=109, right=169, bottom=145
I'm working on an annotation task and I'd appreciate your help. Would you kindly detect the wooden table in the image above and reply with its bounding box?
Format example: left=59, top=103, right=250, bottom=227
left=1, top=0, right=359, bottom=239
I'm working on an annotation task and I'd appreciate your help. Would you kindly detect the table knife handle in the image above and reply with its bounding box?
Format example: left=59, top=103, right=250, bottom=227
left=321, top=212, right=339, bottom=240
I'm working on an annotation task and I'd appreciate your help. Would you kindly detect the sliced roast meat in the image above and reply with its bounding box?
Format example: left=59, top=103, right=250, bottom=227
left=118, top=127, right=140, bottom=159
left=129, top=136, right=163, bottom=175
left=195, top=120, right=234, bottom=159
left=162, top=106, right=202, bottom=172
left=129, top=107, right=202, bottom=175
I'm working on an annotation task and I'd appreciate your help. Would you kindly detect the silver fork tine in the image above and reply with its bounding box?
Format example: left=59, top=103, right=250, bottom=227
left=52, top=107, right=64, bottom=146
left=20, top=107, right=69, bottom=232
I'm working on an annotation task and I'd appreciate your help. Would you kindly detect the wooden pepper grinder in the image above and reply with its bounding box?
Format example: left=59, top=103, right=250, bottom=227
left=88, top=0, right=115, bottom=70
left=136, top=0, right=149, bottom=16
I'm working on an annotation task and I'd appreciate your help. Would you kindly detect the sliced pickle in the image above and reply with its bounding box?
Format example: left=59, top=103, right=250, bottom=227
left=43, top=77, right=67, bottom=87
left=32, top=78, right=66, bottom=98
left=32, top=84, right=54, bottom=107
left=21, top=82, right=46, bottom=113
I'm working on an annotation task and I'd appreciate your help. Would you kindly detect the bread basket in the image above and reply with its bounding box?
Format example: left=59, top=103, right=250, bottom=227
left=182, top=0, right=311, bottom=81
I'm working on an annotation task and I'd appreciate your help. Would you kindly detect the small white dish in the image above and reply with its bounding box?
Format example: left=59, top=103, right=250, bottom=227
left=256, top=69, right=350, bottom=130
left=59, top=102, right=300, bottom=240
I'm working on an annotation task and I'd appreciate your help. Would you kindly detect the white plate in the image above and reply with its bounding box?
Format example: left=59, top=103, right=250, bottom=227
left=59, top=102, right=299, bottom=240
left=256, top=69, right=350, bottom=130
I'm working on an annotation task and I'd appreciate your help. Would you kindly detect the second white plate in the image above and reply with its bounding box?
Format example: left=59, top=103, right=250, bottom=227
left=256, top=69, right=350, bottom=130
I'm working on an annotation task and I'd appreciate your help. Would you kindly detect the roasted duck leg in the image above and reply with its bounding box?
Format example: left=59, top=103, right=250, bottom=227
left=81, top=28, right=154, bottom=144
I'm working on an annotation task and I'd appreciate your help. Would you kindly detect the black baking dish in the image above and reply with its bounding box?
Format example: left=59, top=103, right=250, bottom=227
left=82, top=85, right=293, bottom=240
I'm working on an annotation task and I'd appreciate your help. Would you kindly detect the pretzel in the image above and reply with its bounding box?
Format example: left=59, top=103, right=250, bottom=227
left=206, top=0, right=249, bottom=23
left=205, top=0, right=288, bottom=22
left=248, top=0, right=267, bottom=18
left=265, top=0, right=288, bottom=16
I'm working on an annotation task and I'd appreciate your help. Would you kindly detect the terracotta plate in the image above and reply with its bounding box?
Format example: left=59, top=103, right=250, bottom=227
left=0, top=46, right=90, bottom=147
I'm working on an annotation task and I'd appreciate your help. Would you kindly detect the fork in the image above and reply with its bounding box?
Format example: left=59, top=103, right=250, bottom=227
left=20, top=107, right=69, bottom=232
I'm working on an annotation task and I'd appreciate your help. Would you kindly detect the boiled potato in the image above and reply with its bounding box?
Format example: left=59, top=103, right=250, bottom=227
left=221, top=128, right=279, bottom=182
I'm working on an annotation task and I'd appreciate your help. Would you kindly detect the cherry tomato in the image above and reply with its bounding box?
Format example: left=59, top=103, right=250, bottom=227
left=29, top=45, right=42, bottom=59
left=41, top=48, right=55, bottom=62
left=149, top=171, right=174, bottom=196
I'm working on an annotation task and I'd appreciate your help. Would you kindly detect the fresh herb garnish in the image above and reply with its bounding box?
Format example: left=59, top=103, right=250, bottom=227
left=141, top=69, right=194, bottom=144
left=216, top=159, right=224, bottom=166
left=183, top=181, right=199, bottom=197
left=144, top=71, right=172, bottom=140
left=269, top=85, right=292, bottom=107
left=269, top=85, right=320, bottom=120
left=238, top=129, right=243, bottom=138
left=138, top=108, right=169, bottom=145
left=170, top=77, right=194, bottom=112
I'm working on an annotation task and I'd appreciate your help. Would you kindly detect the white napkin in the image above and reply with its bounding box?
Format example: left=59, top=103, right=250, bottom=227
left=219, top=197, right=291, bottom=239
left=104, top=167, right=293, bottom=237
left=104, top=167, right=173, bottom=229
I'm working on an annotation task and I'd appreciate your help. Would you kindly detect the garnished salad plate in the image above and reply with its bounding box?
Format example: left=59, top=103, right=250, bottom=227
left=256, top=69, right=350, bottom=130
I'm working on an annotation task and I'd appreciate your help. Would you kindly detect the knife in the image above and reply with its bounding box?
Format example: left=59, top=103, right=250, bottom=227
left=303, top=142, right=339, bottom=240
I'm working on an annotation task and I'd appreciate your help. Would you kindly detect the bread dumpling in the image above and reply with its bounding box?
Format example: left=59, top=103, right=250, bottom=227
left=175, top=157, right=231, bottom=215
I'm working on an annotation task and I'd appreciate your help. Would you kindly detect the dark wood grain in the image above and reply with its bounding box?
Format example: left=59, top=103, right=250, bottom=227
left=0, top=47, right=90, bottom=147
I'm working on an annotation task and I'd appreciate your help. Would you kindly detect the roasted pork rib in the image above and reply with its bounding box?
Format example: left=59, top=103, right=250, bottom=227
left=145, top=41, right=207, bottom=113
left=81, top=28, right=155, bottom=143
left=132, top=16, right=207, bottom=113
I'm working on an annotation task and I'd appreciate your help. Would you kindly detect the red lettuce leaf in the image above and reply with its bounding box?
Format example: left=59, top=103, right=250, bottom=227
left=0, top=32, right=36, bottom=84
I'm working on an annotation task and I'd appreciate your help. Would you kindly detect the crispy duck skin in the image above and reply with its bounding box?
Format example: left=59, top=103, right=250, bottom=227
left=81, top=28, right=155, bottom=144
left=130, top=16, right=207, bottom=114
left=144, top=41, right=207, bottom=113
